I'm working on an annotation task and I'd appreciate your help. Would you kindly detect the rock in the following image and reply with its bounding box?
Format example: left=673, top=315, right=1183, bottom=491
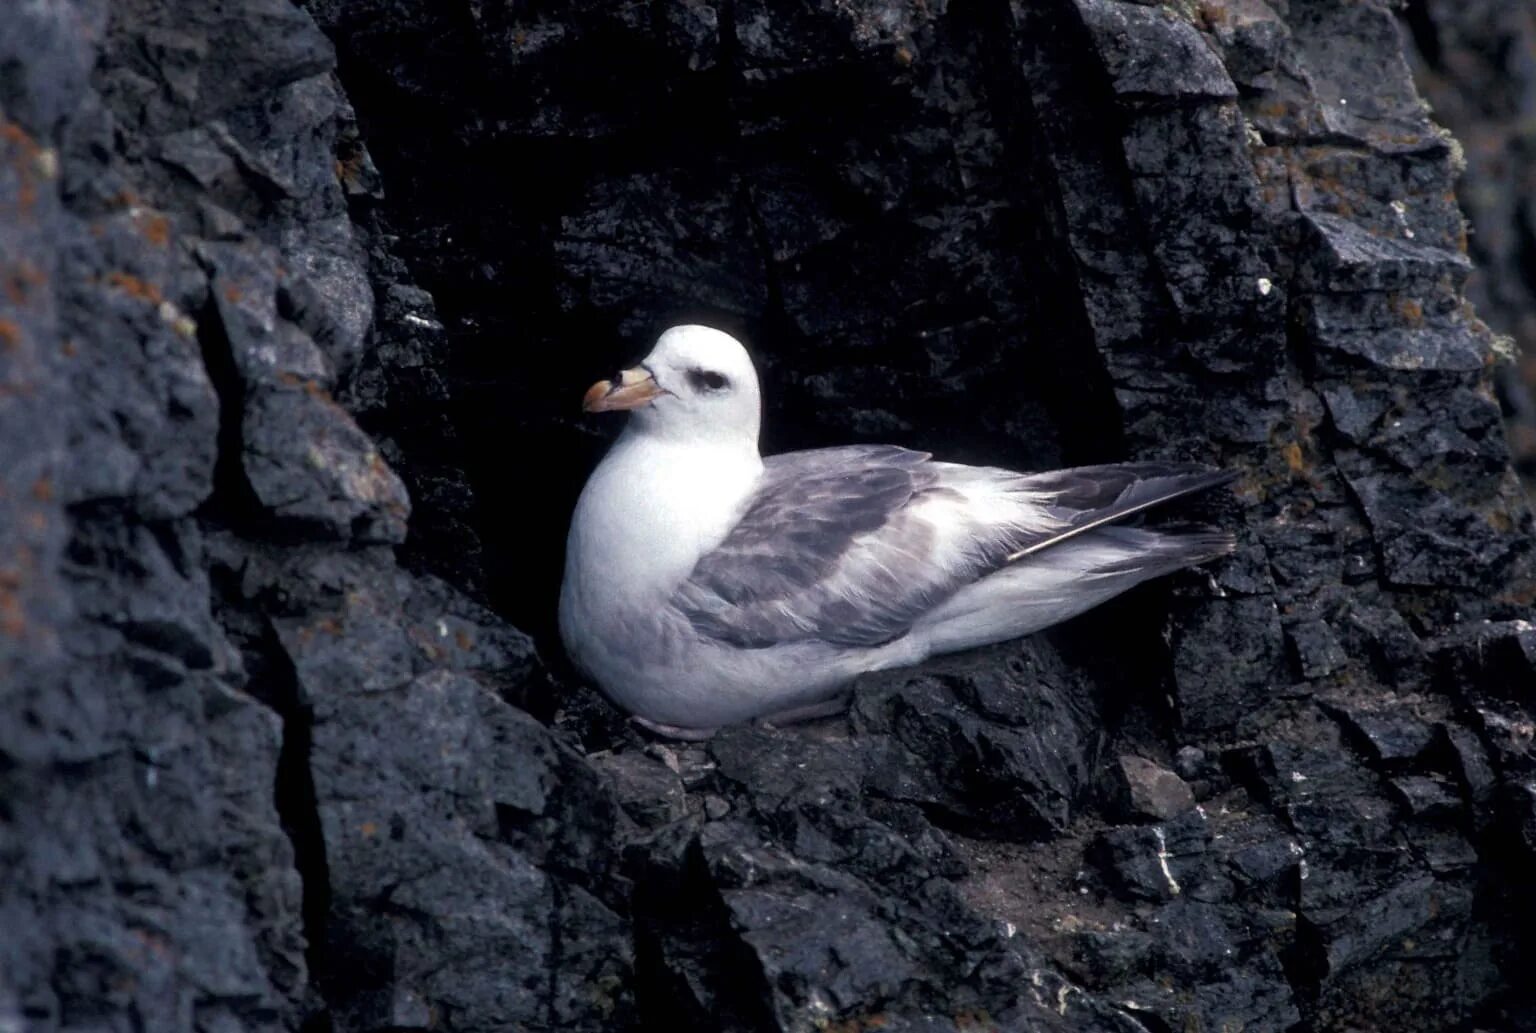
left=1388, top=775, right=1463, bottom=822
left=1322, top=701, right=1438, bottom=767
left=1089, top=810, right=1212, bottom=904
left=1286, top=617, right=1349, bottom=680
left=202, top=239, right=411, bottom=544
left=590, top=748, right=691, bottom=829
left=1170, top=595, right=1288, bottom=733
left=1400, top=0, right=1536, bottom=482
left=1175, top=744, right=1208, bottom=781
left=850, top=638, right=1104, bottom=839
left=308, top=669, right=630, bottom=1030
left=1109, top=754, right=1197, bottom=822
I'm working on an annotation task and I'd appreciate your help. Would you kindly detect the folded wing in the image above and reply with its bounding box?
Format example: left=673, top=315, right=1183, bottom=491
left=671, top=447, right=1230, bottom=650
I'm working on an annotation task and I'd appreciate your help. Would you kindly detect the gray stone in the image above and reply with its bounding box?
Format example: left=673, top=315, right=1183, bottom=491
left=1111, top=754, right=1197, bottom=822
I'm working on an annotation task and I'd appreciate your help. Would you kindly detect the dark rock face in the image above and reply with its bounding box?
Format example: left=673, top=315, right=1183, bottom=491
left=1398, top=0, right=1536, bottom=483
left=3, top=0, right=1535, bottom=1031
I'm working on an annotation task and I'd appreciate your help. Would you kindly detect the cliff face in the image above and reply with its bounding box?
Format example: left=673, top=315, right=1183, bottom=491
left=2, top=1, right=1534, bottom=1031
left=1399, top=0, right=1536, bottom=485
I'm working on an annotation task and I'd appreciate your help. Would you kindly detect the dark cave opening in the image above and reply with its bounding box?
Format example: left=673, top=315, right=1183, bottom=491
left=319, top=0, right=1134, bottom=674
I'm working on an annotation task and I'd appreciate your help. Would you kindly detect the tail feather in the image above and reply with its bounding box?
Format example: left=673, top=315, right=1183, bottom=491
left=915, top=525, right=1233, bottom=658
left=1091, top=526, right=1236, bottom=578
left=1006, top=466, right=1236, bottom=563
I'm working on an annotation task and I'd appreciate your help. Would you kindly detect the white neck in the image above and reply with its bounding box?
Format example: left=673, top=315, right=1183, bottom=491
left=564, top=424, right=764, bottom=606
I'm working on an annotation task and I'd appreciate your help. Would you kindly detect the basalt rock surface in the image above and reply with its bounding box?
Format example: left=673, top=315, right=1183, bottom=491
left=1399, top=0, right=1536, bottom=485
left=3, top=1, right=1536, bottom=1031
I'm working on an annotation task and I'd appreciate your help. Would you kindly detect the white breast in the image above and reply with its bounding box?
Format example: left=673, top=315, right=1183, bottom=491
left=559, top=428, right=763, bottom=675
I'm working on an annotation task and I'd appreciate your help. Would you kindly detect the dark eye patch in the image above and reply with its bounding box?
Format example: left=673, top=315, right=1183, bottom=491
left=687, top=368, right=729, bottom=392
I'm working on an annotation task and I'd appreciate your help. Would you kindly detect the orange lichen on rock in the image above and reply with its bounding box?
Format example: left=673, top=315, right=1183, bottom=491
left=0, top=121, right=38, bottom=153
left=335, top=150, right=369, bottom=185
left=1282, top=440, right=1307, bottom=476
left=275, top=372, right=335, bottom=401
left=0, top=319, right=20, bottom=352
left=1493, top=578, right=1536, bottom=608
left=0, top=578, right=24, bottom=639
left=1392, top=294, right=1425, bottom=326
left=138, top=211, right=171, bottom=247
left=2, top=122, right=44, bottom=215
left=105, top=271, right=165, bottom=305
left=2, top=262, right=48, bottom=309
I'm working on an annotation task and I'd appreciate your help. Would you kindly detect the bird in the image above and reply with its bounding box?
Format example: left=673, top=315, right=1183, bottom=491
left=559, top=324, right=1234, bottom=739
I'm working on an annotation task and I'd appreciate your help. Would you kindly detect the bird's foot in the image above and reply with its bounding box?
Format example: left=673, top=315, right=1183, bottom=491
left=629, top=715, right=719, bottom=741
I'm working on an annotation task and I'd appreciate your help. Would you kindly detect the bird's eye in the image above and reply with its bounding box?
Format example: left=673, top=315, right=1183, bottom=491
left=687, top=368, right=729, bottom=392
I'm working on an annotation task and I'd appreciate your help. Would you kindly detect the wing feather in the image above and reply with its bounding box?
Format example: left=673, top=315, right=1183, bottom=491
left=671, top=449, right=1230, bottom=650
left=1005, top=466, right=1238, bottom=560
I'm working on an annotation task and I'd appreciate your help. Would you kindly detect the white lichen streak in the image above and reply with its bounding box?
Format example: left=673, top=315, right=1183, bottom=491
left=1153, top=826, right=1182, bottom=896
left=404, top=312, right=440, bottom=329
left=1390, top=199, right=1416, bottom=239
left=1289, top=839, right=1308, bottom=881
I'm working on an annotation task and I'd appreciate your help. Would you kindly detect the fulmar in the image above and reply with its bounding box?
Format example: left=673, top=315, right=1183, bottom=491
left=560, top=325, right=1233, bottom=738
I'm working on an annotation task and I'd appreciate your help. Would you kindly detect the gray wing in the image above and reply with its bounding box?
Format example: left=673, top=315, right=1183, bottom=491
left=672, top=448, right=1230, bottom=650
left=672, top=445, right=957, bottom=648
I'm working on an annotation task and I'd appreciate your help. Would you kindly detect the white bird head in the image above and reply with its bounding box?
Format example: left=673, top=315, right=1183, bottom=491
left=582, top=324, right=763, bottom=449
